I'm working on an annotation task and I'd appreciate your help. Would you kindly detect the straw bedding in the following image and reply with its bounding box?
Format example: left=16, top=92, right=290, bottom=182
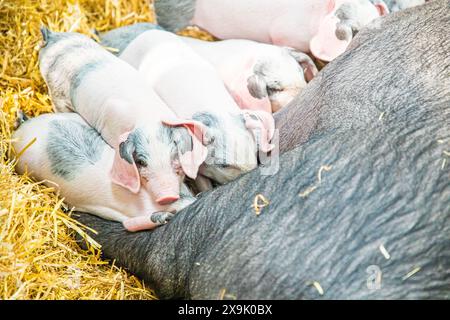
left=0, top=0, right=211, bottom=300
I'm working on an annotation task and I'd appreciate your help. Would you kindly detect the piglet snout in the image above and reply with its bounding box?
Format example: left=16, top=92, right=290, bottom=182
left=146, top=171, right=182, bottom=205
left=156, top=195, right=180, bottom=205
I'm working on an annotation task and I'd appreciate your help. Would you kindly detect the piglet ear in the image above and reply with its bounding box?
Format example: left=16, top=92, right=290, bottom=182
left=110, top=132, right=141, bottom=194
left=243, top=110, right=275, bottom=153
left=310, top=14, right=351, bottom=62
left=374, top=1, right=389, bottom=16
left=162, top=119, right=209, bottom=179
left=285, top=48, right=319, bottom=82
left=178, top=136, right=208, bottom=179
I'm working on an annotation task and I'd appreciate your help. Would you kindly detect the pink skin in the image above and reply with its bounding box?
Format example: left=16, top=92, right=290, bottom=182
left=111, top=131, right=182, bottom=205
left=192, top=0, right=387, bottom=61
left=157, top=196, right=180, bottom=205
left=310, top=0, right=389, bottom=61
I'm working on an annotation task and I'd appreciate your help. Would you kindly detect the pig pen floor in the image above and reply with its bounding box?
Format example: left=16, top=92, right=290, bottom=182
left=0, top=0, right=213, bottom=300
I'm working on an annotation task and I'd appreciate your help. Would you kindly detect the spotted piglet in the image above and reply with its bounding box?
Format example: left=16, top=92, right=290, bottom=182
left=119, top=29, right=275, bottom=186
left=13, top=113, right=196, bottom=231
left=38, top=27, right=208, bottom=205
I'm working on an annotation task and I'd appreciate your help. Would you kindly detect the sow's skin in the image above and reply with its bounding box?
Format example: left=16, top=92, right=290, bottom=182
left=74, top=1, right=449, bottom=299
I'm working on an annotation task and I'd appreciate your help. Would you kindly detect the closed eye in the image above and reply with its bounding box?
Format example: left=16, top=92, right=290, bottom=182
left=133, top=153, right=148, bottom=167
left=267, top=86, right=283, bottom=94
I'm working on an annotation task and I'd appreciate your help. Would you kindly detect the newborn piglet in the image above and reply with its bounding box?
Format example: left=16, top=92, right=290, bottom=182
left=12, top=112, right=195, bottom=232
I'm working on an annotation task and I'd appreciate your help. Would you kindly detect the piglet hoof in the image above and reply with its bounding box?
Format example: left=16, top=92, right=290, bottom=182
left=150, top=211, right=174, bottom=225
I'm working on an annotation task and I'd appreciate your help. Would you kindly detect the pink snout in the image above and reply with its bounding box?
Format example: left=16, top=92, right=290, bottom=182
left=145, top=172, right=181, bottom=205
left=156, top=195, right=180, bottom=205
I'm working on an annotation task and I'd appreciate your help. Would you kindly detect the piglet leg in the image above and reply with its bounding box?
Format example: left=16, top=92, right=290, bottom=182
left=124, top=185, right=197, bottom=232
left=123, top=212, right=174, bottom=232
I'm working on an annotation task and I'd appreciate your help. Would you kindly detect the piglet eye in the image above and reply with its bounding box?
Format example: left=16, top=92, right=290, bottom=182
left=135, top=158, right=148, bottom=167
left=205, top=135, right=215, bottom=145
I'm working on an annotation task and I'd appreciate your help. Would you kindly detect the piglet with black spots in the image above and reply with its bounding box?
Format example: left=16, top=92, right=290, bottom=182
left=12, top=113, right=196, bottom=231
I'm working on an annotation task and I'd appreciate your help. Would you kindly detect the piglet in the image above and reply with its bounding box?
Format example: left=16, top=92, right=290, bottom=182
left=12, top=113, right=195, bottom=232
left=119, top=29, right=275, bottom=185
left=153, top=0, right=389, bottom=62
left=38, top=27, right=208, bottom=205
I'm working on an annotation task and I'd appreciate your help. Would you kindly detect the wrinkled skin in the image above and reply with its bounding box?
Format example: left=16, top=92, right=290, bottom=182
left=74, top=0, right=449, bottom=299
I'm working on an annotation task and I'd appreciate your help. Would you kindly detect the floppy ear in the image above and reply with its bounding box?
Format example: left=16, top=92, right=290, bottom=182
left=374, top=1, right=389, bottom=16
left=285, top=48, right=319, bottom=82
left=243, top=110, right=275, bottom=153
left=327, top=0, right=336, bottom=13
left=247, top=74, right=268, bottom=99
left=162, top=119, right=209, bottom=179
left=310, top=14, right=351, bottom=62
left=110, top=132, right=141, bottom=194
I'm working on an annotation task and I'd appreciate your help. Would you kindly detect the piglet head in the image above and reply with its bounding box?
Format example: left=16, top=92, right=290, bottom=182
left=111, top=127, right=183, bottom=205
left=310, top=13, right=351, bottom=62
left=162, top=118, right=209, bottom=180
left=246, top=53, right=317, bottom=113
left=110, top=131, right=141, bottom=194
left=243, top=110, right=275, bottom=153
left=310, top=0, right=389, bottom=62
left=228, top=57, right=273, bottom=114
